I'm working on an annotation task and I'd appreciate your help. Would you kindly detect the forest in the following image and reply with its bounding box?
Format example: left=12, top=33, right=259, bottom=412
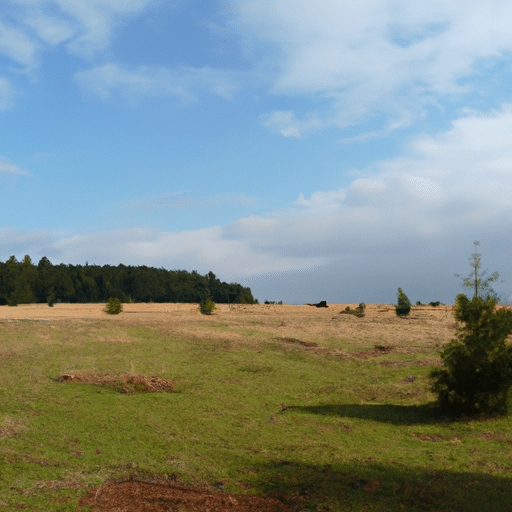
left=0, top=255, right=258, bottom=306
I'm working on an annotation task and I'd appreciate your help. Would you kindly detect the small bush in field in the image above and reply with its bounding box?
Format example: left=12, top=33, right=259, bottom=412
left=395, top=288, right=411, bottom=316
left=340, top=303, right=365, bottom=317
left=47, top=292, right=56, bottom=307
left=200, top=297, right=216, bottom=315
left=429, top=294, right=512, bottom=416
left=106, top=297, right=123, bottom=315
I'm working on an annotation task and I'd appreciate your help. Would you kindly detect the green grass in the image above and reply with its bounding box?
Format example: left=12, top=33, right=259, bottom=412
left=0, top=317, right=511, bottom=510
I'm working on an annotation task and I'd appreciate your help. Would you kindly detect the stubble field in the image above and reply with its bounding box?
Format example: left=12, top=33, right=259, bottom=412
left=0, top=302, right=511, bottom=511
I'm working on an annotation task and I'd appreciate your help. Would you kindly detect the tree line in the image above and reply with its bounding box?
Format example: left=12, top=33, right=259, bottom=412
left=0, top=255, right=258, bottom=306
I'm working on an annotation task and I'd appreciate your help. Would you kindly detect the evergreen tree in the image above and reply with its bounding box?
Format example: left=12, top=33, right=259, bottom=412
left=429, top=294, right=512, bottom=415
left=455, top=241, right=500, bottom=300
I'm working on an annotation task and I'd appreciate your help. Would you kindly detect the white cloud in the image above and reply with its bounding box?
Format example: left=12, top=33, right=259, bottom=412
left=23, top=10, right=76, bottom=46
left=262, top=110, right=323, bottom=137
left=0, top=19, right=39, bottom=67
left=0, top=158, right=31, bottom=176
left=293, top=190, right=346, bottom=212
left=7, top=0, right=155, bottom=56
left=0, top=0, right=158, bottom=71
left=230, top=0, right=512, bottom=133
left=350, top=179, right=387, bottom=194
left=75, top=63, right=240, bottom=103
left=50, top=225, right=324, bottom=276
left=0, top=228, right=58, bottom=258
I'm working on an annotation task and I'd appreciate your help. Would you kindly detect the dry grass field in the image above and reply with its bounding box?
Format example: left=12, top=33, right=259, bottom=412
left=1, top=302, right=511, bottom=511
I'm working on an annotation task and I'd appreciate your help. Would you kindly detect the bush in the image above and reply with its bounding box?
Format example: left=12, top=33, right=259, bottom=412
left=106, top=297, right=123, bottom=315
left=429, top=301, right=441, bottom=307
left=395, top=288, right=411, bottom=316
left=200, top=296, right=216, bottom=315
left=340, top=303, right=366, bottom=318
left=47, top=291, right=56, bottom=307
left=429, top=294, right=512, bottom=416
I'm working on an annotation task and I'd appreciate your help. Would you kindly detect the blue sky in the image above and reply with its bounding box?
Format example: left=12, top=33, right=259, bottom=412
left=1, top=0, right=512, bottom=305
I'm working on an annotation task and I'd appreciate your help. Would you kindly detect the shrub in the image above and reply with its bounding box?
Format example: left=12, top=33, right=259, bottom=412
left=200, top=296, right=216, bottom=315
left=429, top=301, right=441, bottom=307
left=106, top=297, right=123, bottom=315
left=395, top=288, right=411, bottom=316
left=429, top=294, right=512, bottom=416
left=47, top=291, right=56, bottom=307
left=340, top=303, right=365, bottom=318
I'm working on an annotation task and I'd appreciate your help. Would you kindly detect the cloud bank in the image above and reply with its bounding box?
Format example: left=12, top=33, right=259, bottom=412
left=3, top=104, right=512, bottom=303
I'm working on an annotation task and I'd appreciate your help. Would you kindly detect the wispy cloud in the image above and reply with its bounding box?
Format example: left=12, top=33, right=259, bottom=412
left=75, top=63, right=240, bottom=103
left=230, top=0, right=512, bottom=134
left=0, top=19, right=39, bottom=68
left=261, top=110, right=322, bottom=137
left=6, top=0, right=156, bottom=58
left=0, top=158, right=31, bottom=176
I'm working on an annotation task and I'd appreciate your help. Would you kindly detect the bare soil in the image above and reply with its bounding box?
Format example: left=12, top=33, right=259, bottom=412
left=78, top=479, right=297, bottom=511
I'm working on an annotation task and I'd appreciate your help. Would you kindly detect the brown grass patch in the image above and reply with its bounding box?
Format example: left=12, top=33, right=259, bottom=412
left=56, top=372, right=175, bottom=394
left=0, top=417, right=27, bottom=439
left=410, top=432, right=444, bottom=442
left=96, top=337, right=139, bottom=343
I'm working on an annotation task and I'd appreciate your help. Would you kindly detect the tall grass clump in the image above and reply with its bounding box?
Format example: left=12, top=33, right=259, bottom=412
left=429, top=293, right=512, bottom=416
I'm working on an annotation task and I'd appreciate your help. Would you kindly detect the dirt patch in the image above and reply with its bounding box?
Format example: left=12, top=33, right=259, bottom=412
left=410, top=432, right=443, bottom=442
left=79, top=479, right=297, bottom=511
left=56, top=373, right=175, bottom=394
left=275, top=337, right=318, bottom=348
left=333, top=349, right=388, bottom=360
left=378, top=359, right=443, bottom=367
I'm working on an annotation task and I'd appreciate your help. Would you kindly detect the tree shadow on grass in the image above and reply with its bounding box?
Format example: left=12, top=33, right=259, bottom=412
left=245, top=458, right=512, bottom=512
left=296, top=402, right=490, bottom=425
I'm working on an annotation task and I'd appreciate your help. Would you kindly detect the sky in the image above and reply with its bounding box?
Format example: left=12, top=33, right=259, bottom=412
left=1, top=0, right=512, bottom=305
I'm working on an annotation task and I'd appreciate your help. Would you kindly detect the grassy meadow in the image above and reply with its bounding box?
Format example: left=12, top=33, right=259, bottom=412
left=0, top=303, right=511, bottom=511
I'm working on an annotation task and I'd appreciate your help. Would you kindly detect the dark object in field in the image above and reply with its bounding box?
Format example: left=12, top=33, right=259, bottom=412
left=276, top=337, right=318, bottom=347
left=306, top=301, right=328, bottom=307
left=374, top=344, right=392, bottom=353
left=340, top=304, right=365, bottom=317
